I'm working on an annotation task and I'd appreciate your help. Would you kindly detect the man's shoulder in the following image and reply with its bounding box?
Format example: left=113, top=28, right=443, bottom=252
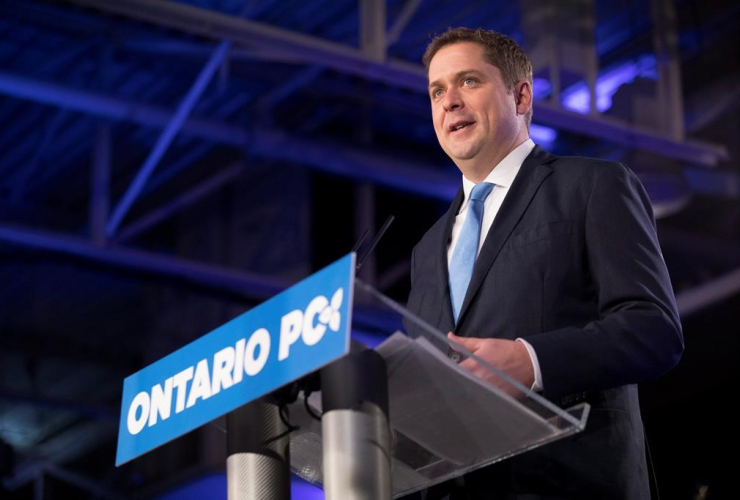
left=546, top=152, right=629, bottom=175
left=538, top=151, right=636, bottom=188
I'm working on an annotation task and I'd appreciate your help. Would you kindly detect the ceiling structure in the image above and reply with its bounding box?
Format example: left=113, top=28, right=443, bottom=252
left=0, top=0, right=738, bottom=498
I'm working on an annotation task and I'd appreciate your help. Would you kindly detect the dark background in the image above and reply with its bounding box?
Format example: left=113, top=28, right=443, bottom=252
left=0, top=0, right=738, bottom=498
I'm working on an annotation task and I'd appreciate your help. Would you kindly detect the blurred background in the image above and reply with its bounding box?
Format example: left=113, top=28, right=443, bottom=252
left=0, top=0, right=738, bottom=498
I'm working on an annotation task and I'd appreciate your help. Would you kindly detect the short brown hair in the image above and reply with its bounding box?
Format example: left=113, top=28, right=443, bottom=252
left=423, top=27, right=533, bottom=127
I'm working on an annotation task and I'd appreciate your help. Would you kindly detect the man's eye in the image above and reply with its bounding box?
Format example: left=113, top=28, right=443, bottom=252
left=433, top=88, right=444, bottom=98
left=463, top=78, right=476, bottom=86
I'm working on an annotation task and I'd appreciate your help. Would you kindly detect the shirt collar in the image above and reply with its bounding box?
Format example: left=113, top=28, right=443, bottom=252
left=460, top=138, right=536, bottom=202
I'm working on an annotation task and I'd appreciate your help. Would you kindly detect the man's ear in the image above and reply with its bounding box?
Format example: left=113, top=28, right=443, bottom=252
left=514, top=80, right=533, bottom=116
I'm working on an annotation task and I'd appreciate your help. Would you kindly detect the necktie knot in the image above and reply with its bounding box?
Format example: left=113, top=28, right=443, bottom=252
left=469, top=182, right=494, bottom=203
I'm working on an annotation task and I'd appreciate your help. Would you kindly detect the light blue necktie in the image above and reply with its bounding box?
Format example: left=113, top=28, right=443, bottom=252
left=449, top=182, right=494, bottom=323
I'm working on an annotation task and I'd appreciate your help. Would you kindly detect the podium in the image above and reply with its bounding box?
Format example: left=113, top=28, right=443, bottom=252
left=285, top=280, right=589, bottom=499
left=114, top=254, right=589, bottom=499
left=287, top=340, right=588, bottom=498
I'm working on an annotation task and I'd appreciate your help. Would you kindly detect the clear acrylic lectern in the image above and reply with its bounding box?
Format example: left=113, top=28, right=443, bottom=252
left=287, top=282, right=590, bottom=498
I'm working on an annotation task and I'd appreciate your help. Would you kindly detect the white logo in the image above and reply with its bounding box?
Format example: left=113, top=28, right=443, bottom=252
left=319, top=288, right=343, bottom=332
left=277, top=287, right=344, bottom=361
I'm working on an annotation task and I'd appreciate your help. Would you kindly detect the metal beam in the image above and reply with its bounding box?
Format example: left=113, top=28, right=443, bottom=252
left=651, top=0, right=684, bottom=141
left=59, top=0, right=728, bottom=166
left=6, top=110, right=68, bottom=201
left=144, top=91, right=254, bottom=196
left=0, top=70, right=457, bottom=199
left=63, top=0, right=427, bottom=91
left=7, top=70, right=731, bottom=209
left=360, top=0, right=386, bottom=61
left=533, top=101, right=726, bottom=166
left=676, top=267, right=740, bottom=317
left=0, top=224, right=289, bottom=301
left=255, top=65, right=324, bottom=115
left=247, top=127, right=459, bottom=200
left=106, top=40, right=231, bottom=237
left=146, top=142, right=215, bottom=193
left=121, top=38, right=315, bottom=66
left=386, top=0, right=423, bottom=47
left=1, top=109, right=65, bottom=185
left=685, top=74, right=740, bottom=134
left=1, top=67, right=731, bottom=207
left=0, top=70, right=249, bottom=145
left=115, top=161, right=245, bottom=242
left=0, top=106, right=46, bottom=163
left=0, top=223, right=402, bottom=334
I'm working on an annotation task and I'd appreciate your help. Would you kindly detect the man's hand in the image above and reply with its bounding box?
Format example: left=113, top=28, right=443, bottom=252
left=448, top=333, right=535, bottom=398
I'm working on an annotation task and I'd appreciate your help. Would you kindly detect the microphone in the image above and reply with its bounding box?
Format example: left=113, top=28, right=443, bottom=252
left=349, top=214, right=451, bottom=346
left=355, top=215, right=395, bottom=273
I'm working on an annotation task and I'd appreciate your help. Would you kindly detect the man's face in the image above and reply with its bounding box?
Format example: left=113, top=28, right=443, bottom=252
left=428, top=42, right=523, bottom=175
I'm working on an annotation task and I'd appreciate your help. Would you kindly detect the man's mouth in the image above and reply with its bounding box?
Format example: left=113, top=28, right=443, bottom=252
left=449, top=121, right=474, bottom=133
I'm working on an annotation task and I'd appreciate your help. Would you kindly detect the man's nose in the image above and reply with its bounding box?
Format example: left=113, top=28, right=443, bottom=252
left=442, top=88, right=463, bottom=111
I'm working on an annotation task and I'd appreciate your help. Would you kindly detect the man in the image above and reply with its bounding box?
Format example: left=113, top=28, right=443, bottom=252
left=405, top=28, right=684, bottom=499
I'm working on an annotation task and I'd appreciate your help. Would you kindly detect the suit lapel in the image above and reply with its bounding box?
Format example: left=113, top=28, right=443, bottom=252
left=456, top=146, right=555, bottom=329
left=435, top=186, right=464, bottom=334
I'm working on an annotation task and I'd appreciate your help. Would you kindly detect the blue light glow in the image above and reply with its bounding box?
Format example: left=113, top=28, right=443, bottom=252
left=155, top=473, right=226, bottom=500
left=561, top=54, right=658, bottom=114
left=532, top=77, right=552, bottom=100
left=529, top=124, right=558, bottom=146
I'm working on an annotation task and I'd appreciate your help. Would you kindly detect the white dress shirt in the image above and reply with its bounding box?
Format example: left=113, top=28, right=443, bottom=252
left=446, top=138, right=544, bottom=391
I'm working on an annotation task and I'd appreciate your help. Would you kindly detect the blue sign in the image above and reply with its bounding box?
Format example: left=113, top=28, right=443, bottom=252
left=116, top=253, right=355, bottom=465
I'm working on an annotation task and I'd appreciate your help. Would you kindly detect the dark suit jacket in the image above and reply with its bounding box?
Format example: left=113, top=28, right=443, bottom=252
left=405, top=146, right=684, bottom=500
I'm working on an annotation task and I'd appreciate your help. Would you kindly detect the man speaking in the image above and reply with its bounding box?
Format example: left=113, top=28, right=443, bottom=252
left=405, top=27, right=684, bottom=499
